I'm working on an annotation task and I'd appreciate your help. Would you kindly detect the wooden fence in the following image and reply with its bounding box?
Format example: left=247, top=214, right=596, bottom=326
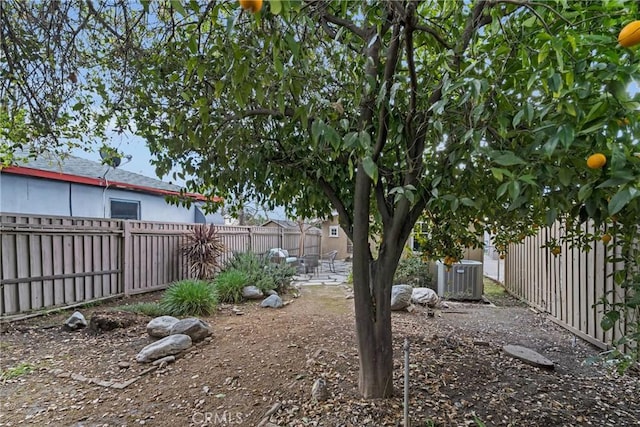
left=0, top=214, right=320, bottom=318
left=504, top=221, right=632, bottom=350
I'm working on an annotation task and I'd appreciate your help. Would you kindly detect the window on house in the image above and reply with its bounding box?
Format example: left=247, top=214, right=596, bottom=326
left=329, top=225, right=339, bottom=238
left=110, top=199, right=140, bottom=220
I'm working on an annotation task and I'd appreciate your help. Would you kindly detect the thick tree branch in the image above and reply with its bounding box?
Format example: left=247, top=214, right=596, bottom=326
left=314, top=2, right=369, bottom=40
left=414, top=24, right=452, bottom=49
left=375, top=178, right=391, bottom=227
left=318, top=177, right=353, bottom=240
left=372, top=19, right=402, bottom=161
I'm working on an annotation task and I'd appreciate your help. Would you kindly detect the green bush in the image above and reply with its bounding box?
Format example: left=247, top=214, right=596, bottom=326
left=116, top=302, right=166, bottom=317
left=225, top=251, right=265, bottom=283
left=394, top=256, right=432, bottom=288
left=257, top=263, right=296, bottom=294
left=161, top=280, right=218, bottom=316
left=214, top=270, right=249, bottom=303
left=221, top=251, right=296, bottom=296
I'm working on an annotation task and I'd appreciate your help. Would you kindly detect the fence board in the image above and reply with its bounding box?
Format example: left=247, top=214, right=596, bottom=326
left=52, top=235, right=65, bottom=305
left=2, top=233, right=18, bottom=314
left=42, top=235, right=54, bottom=307
left=30, top=233, right=43, bottom=310
left=92, top=235, right=102, bottom=299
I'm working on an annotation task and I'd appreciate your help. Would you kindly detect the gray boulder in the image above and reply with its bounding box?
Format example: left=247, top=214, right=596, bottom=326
left=147, top=315, right=180, bottom=338
left=391, top=285, right=413, bottom=311
left=63, top=311, right=87, bottom=331
left=412, top=287, right=439, bottom=307
left=261, top=294, right=283, bottom=308
left=311, top=378, right=329, bottom=402
left=242, top=285, right=264, bottom=300
left=266, top=289, right=279, bottom=296
left=170, top=317, right=210, bottom=342
left=136, top=334, right=192, bottom=363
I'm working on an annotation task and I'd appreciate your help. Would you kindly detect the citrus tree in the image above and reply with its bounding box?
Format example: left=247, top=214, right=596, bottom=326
left=2, top=1, right=639, bottom=397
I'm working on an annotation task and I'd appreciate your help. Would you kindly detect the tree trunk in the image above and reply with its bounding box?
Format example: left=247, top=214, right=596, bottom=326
left=351, top=163, right=405, bottom=398
left=353, top=251, right=399, bottom=398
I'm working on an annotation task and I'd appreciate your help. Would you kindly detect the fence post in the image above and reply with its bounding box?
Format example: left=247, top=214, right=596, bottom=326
left=247, top=226, right=253, bottom=252
left=122, top=220, right=132, bottom=296
left=280, top=228, right=284, bottom=250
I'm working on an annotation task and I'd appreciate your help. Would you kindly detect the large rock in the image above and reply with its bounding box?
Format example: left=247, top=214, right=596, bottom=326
left=63, top=311, right=87, bottom=331
left=147, top=316, right=180, bottom=338
left=412, top=287, right=439, bottom=307
left=242, top=285, right=264, bottom=300
left=170, top=318, right=210, bottom=342
left=136, top=334, right=192, bottom=363
left=261, top=294, right=283, bottom=308
left=391, top=285, right=413, bottom=311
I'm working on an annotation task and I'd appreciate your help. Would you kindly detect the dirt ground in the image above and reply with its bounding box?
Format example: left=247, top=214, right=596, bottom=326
left=1, top=283, right=638, bottom=427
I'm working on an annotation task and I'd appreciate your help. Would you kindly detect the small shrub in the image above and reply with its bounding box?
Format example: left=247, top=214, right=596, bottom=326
left=214, top=270, right=249, bottom=303
left=259, top=263, right=296, bottom=294
left=394, top=256, right=432, bottom=287
left=161, top=280, right=218, bottom=316
left=116, top=302, right=166, bottom=317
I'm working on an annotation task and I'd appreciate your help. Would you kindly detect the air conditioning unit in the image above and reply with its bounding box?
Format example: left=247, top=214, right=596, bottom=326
left=437, top=260, right=484, bottom=300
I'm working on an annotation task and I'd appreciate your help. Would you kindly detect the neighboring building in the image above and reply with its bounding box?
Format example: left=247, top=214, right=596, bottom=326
left=0, top=152, right=223, bottom=223
left=320, top=213, right=353, bottom=260
left=261, top=219, right=322, bottom=257
left=261, top=219, right=300, bottom=229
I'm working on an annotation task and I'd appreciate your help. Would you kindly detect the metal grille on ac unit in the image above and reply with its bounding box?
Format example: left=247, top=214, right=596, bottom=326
left=437, top=260, right=484, bottom=300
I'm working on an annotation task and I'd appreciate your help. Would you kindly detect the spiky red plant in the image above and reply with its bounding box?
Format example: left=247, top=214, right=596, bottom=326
left=181, top=225, right=225, bottom=279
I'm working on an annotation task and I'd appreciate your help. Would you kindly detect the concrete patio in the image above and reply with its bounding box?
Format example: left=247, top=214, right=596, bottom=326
left=292, top=259, right=352, bottom=286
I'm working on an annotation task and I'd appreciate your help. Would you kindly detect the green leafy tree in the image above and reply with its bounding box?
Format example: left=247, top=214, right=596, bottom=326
left=2, top=1, right=639, bottom=397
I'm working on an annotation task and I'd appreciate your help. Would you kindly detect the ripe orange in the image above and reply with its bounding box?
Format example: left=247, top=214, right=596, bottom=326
left=586, top=153, right=607, bottom=169
left=619, top=20, right=640, bottom=48
left=601, top=234, right=612, bottom=245
left=239, top=0, right=262, bottom=13
left=443, top=255, right=457, bottom=266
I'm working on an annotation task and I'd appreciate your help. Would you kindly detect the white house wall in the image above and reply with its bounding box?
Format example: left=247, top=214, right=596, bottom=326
left=0, top=174, right=221, bottom=223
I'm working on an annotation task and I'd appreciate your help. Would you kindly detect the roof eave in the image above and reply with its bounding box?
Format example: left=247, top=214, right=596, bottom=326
left=0, top=165, right=220, bottom=203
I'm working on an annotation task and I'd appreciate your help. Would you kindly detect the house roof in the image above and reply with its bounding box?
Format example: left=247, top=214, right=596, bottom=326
left=262, top=219, right=300, bottom=228
left=262, top=219, right=322, bottom=232
left=2, top=152, right=217, bottom=202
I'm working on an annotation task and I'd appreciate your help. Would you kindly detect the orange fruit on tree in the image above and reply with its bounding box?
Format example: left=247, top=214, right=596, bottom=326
left=586, top=153, right=607, bottom=169
left=618, top=20, right=640, bottom=47
left=601, top=234, right=612, bottom=245
left=239, top=0, right=263, bottom=13
left=551, top=246, right=561, bottom=256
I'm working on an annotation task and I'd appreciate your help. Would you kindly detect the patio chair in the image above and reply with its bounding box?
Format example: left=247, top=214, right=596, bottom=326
left=300, top=254, right=320, bottom=274
left=320, top=250, right=338, bottom=273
